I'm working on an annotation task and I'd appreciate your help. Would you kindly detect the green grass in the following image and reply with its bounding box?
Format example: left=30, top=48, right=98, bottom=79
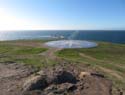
left=13, top=47, right=47, bottom=55
left=56, top=49, right=80, bottom=58
left=56, top=42, right=125, bottom=89
left=0, top=40, right=125, bottom=91
left=78, top=43, right=125, bottom=63
left=56, top=42, right=125, bottom=65
left=0, top=40, right=50, bottom=68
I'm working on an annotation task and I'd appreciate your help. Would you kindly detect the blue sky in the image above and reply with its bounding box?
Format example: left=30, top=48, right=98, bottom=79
left=0, top=0, right=125, bottom=30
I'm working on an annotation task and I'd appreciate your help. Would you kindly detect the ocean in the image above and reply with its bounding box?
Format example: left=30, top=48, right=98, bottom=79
left=0, top=30, right=125, bottom=44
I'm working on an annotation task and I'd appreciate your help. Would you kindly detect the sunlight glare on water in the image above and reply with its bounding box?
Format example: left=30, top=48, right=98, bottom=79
left=45, top=40, right=98, bottom=48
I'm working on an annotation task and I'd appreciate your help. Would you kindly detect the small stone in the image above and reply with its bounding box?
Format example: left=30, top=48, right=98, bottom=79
left=79, top=72, right=90, bottom=80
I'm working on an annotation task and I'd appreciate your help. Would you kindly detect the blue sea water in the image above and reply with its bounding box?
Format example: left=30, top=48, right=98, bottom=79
left=0, top=30, right=125, bottom=44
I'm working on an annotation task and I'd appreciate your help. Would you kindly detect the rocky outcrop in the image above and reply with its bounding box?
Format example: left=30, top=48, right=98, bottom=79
left=23, top=75, right=48, bottom=91
left=22, top=65, right=113, bottom=95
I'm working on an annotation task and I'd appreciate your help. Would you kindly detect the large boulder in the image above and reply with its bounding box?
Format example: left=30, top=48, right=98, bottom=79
left=52, top=70, right=78, bottom=84
left=22, top=65, right=113, bottom=95
left=22, top=71, right=48, bottom=92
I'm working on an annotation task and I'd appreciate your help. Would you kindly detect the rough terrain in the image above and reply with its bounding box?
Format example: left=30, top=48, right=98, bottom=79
left=0, top=62, right=36, bottom=95
left=0, top=40, right=124, bottom=95
left=0, top=62, right=115, bottom=95
left=22, top=63, right=113, bottom=95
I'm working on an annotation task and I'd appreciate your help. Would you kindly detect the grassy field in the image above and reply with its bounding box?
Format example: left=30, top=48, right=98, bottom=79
left=56, top=42, right=125, bottom=91
left=0, top=40, right=57, bottom=69
left=0, top=40, right=125, bottom=92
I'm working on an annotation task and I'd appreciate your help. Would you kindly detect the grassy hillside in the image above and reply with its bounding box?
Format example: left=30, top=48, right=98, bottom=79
left=0, top=40, right=125, bottom=93
left=0, top=40, right=57, bottom=68
left=56, top=42, right=125, bottom=91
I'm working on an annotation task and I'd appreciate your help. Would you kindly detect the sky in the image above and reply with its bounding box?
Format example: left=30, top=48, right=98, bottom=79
left=0, top=0, right=125, bottom=30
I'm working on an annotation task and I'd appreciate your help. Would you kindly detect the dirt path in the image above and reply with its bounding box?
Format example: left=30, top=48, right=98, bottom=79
left=98, top=66, right=123, bottom=80
left=80, top=53, right=124, bottom=80
left=41, top=47, right=124, bottom=80
left=80, top=53, right=125, bottom=70
left=41, top=47, right=60, bottom=60
left=0, top=63, right=35, bottom=95
left=40, top=44, right=66, bottom=63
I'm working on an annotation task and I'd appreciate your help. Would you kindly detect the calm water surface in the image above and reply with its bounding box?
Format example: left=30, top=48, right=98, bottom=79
left=0, top=30, right=125, bottom=44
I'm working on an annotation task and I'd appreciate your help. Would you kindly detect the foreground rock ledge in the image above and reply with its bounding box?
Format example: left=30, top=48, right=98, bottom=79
left=22, top=65, right=113, bottom=95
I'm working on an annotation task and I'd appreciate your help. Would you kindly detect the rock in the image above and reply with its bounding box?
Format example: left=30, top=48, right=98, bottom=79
left=44, top=83, right=77, bottom=95
left=53, top=70, right=77, bottom=84
left=22, top=64, right=113, bottom=95
left=22, top=75, right=48, bottom=92
left=23, top=90, right=45, bottom=95
left=36, top=70, right=45, bottom=76
left=91, top=73, right=105, bottom=78
left=66, top=83, right=77, bottom=92
left=53, top=83, right=76, bottom=94
left=79, top=72, right=90, bottom=80
left=44, top=84, right=57, bottom=93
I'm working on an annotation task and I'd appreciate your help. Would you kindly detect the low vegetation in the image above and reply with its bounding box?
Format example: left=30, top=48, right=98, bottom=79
left=0, top=40, right=57, bottom=68
left=56, top=42, right=125, bottom=90
left=0, top=40, right=125, bottom=93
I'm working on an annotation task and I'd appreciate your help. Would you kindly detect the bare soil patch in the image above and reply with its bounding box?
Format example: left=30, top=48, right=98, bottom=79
left=0, top=62, right=123, bottom=95
left=22, top=63, right=113, bottom=95
left=0, top=63, right=36, bottom=95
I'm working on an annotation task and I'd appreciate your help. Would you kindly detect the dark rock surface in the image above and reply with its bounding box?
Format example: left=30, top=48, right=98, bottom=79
left=22, top=64, right=113, bottom=95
